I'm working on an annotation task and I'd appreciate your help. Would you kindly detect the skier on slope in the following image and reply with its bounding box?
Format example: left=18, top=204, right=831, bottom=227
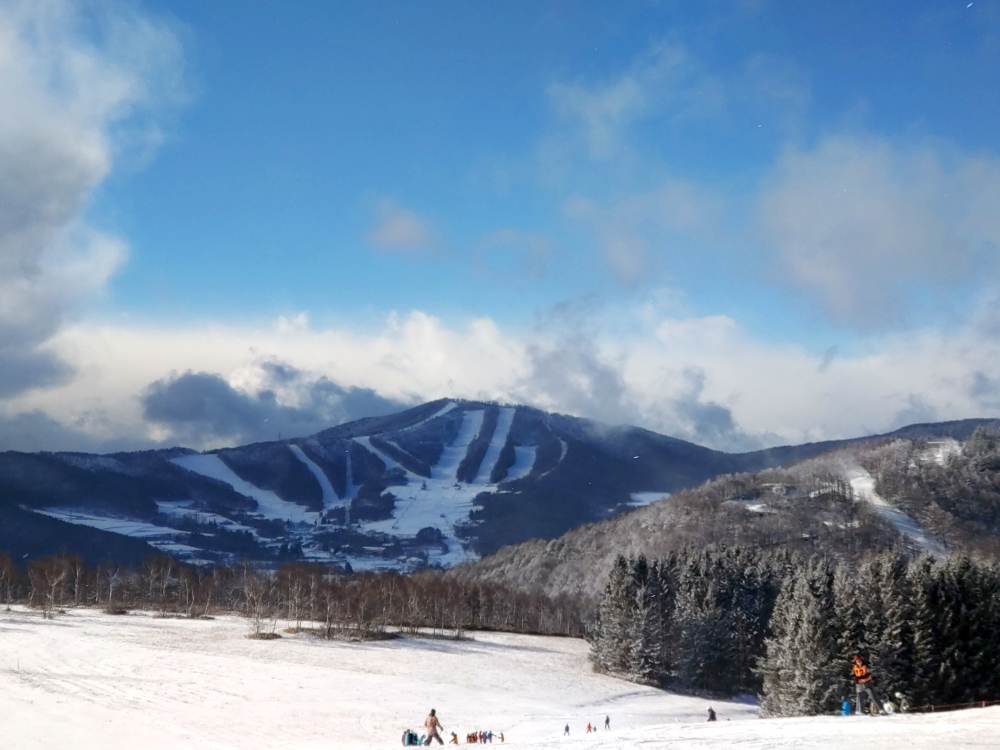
left=852, top=655, right=881, bottom=714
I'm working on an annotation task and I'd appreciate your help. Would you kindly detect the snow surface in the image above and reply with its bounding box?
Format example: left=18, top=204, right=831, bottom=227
left=629, top=492, right=671, bottom=507
left=32, top=508, right=188, bottom=541
left=355, top=411, right=490, bottom=567
left=507, top=445, right=538, bottom=482
left=1, top=606, right=997, bottom=750
left=154, top=501, right=259, bottom=535
left=289, top=444, right=342, bottom=510
left=924, top=439, right=961, bottom=466
left=171, top=453, right=318, bottom=524
left=848, top=468, right=948, bottom=558
left=399, top=400, right=459, bottom=432
left=346, top=408, right=551, bottom=567
left=434, top=409, right=486, bottom=481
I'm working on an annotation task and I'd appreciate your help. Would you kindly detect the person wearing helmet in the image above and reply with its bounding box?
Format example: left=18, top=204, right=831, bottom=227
left=852, top=655, right=880, bottom=714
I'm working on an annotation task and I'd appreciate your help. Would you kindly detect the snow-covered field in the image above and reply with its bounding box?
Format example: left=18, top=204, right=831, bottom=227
left=2, top=607, right=997, bottom=749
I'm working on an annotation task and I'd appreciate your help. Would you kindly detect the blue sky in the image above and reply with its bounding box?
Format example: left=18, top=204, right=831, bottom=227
left=2, top=0, right=1000, bottom=452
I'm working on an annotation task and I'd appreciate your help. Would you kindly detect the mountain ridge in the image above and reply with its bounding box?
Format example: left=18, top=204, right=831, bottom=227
left=1, top=398, right=996, bottom=569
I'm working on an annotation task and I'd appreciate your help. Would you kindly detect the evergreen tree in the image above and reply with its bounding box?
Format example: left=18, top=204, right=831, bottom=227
left=590, top=555, right=636, bottom=674
left=671, top=551, right=735, bottom=694
left=832, top=563, right=864, bottom=664
left=760, top=571, right=839, bottom=716
left=655, top=552, right=681, bottom=679
left=629, top=562, right=665, bottom=684
left=868, top=551, right=913, bottom=697
left=905, top=555, right=938, bottom=706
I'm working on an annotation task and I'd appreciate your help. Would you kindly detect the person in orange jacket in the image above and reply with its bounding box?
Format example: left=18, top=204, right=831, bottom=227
left=852, top=655, right=880, bottom=714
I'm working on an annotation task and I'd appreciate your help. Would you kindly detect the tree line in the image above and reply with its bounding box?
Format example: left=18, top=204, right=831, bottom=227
left=0, top=552, right=587, bottom=639
left=590, top=546, right=1000, bottom=716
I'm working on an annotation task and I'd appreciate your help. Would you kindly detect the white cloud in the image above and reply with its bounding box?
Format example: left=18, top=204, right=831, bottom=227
left=3, top=300, right=998, bottom=452
left=0, top=0, right=184, bottom=396
left=545, top=41, right=723, bottom=164
left=547, top=75, right=646, bottom=162
left=758, top=134, right=1000, bottom=327
left=367, top=198, right=437, bottom=252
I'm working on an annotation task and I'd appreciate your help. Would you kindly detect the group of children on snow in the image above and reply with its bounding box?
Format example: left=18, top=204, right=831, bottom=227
left=404, top=659, right=898, bottom=747
left=402, top=710, right=504, bottom=746
left=578, top=716, right=612, bottom=734
left=459, top=730, right=502, bottom=743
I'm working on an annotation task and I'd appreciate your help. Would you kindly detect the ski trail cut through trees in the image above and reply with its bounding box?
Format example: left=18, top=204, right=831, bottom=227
left=539, top=439, right=568, bottom=478
left=399, top=400, right=457, bottom=432
left=847, top=466, right=948, bottom=558
left=289, top=445, right=341, bottom=509
left=473, top=407, right=516, bottom=484
left=433, top=410, right=485, bottom=483
left=171, top=454, right=318, bottom=524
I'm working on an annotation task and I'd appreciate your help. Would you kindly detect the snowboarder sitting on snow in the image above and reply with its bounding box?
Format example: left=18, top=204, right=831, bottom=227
left=707, top=707, right=717, bottom=722
left=852, top=655, right=880, bottom=714
left=424, top=709, right=445, bottom=745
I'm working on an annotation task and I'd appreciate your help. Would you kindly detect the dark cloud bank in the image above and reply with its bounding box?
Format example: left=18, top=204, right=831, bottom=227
left=142, top=363, right=408, bottom=448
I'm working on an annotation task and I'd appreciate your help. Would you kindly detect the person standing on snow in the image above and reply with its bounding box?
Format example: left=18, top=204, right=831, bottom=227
left=852, top=655, right=880, bottom=714
left=604, top=716, right=610, bottom=730
left=424, top=709, right=445, bottom=745
left=563, top=724, right=569, bottom=736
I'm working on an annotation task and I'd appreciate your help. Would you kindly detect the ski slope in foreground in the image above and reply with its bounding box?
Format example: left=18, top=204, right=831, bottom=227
left=2, top=608, right=998, bottom=750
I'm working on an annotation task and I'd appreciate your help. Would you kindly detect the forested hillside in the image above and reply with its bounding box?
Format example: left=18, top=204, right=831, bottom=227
left=590, top=548, right=1000, bottom=716
left=863, top=430, right=1000, bottom=557
left=448, top=430, right=1000, bottom=602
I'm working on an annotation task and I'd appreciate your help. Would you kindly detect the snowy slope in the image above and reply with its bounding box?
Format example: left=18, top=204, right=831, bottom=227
left=1, top=607, right=997, bottom=750
left=474, top=407, right=516, bottom=484
left=356, top=410, right=494, bottom=567
left=172, top=453, right=318, bottom=524
left=289, top=444, right=341, bottom=510
left=848, top=467, right=948, bottom=558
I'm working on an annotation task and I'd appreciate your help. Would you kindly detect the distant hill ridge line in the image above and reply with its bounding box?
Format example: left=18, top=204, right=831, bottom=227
left=1, top=397, right=997, bottom=571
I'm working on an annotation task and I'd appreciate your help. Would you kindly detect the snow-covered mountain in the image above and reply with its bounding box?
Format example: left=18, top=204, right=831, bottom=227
left=1, top=399, right=996, bottom=570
